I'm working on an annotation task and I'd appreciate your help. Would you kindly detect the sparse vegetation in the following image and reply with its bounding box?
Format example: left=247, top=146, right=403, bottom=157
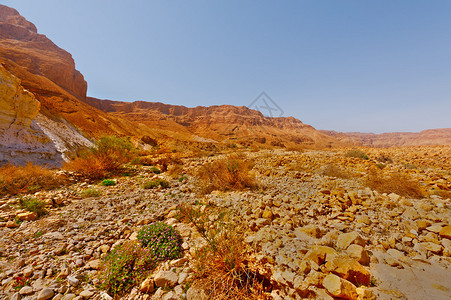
left=365, top=169, right=425, bottom=198
left=101, top=179, right=116, bottom=186
left=149, top=166, right=161, bottom=174
left=18, top=197, right=47, bottom=217
left=99, top=241, right=155, bottom=297
left=0, top=163, right=66, bottom=196
left=320, top=164, right=351, bottom=179
left=64, top=135, right=136, bottom=180
left=196, top=155, right=257, bottom=194
left=137, top=222, right=183, bottom=261
left=143, top=178, right=169, bottom=189
left=80, top=188, right=102, bottom=198
left=345, top=149, right=369, bottom=160
left=177, top=203, right=269, bottom=299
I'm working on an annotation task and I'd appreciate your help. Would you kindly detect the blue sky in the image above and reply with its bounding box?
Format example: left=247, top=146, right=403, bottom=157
left=3, top=1, right=451, bottom=133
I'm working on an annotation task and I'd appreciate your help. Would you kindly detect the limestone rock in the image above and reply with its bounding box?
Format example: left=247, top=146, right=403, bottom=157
left=154, top=270, right=179, bottom=288
left=439, top=225, right=451, bottom=239
left=322, top=274, right=358, bottom=300
left=346, top=244, right=370, bottom=265
left=140, top=277, right=155, bottom=294
left=36, top=288, right=54, bottom=300
left=325, top=255, right=371, bottom=286
left=336, top=232, right=365, bottom=249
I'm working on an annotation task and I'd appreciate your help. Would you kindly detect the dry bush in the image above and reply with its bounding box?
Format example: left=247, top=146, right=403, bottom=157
left=177, top=204, right=270, bottom=299
left=433, top=190, right=451, bottom=199
left=196, top=155, right=257, bottom=194
left=320, top=164, right=351, bottom=179
left=64, top=136, right=136, bottom=180
left=0, top=163, right=66, bottom=196
left=365, top=169, right=425, bottom=198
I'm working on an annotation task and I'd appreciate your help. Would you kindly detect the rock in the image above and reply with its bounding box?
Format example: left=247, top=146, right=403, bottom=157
left=62, top=294, right=77, bottom=300
left=10, top=293, right=21, bottom=300
left=322, top=274, right=358, bottom=300
left=336, top=232, right=365, bottom=249
left=303, top=246, right=338, bottom=265
left=262, top=208, right=273, bottom=220
left=421, top=242, right=442, bottom=254
left=79, top=290, right=94, bottom=299
left=417, top=220, right=432, bottom=231
left=86, top=259, right=100, bottom=270
left=140, top=277, right=154, bottom=293
left=402, top=207, right=419, bottom=220
left=99, top=293, right=113, bottom=300
left=325, top=255, right=371, bottom=286
left=99, top=244, right=110, bottom=253
left=17, top=211, right=38, bottom=221
left=23, top=267, right=33, bottom=277
left=19, top=286, right=33, bottom=295
left=295, top=225, right=322, bottom=238
left=186, top=285, right=208, bottom=300
left=356, top=286, right=376, bottom=300
left=154, top=270, right=179, bottom=288
left=67, top=275, right=79, bottom=286
left=426, top=224, right=443, bottom=234
left=388, top=193, right=401, bottom=202
left=162, top=291, right=178, bottom=300
left=6, top=220, right=19, bottom=228
left=36, top=288, right=54, bottom=300
left=346, top=244, right=370, bottom=265
left=439, top=225, right=451, bottom=239
left=54, top=243, right=67, bottom=256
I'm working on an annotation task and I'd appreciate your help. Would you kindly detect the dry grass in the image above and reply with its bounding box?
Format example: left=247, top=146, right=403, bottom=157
left=196, top=155, right=257, bottom=194
left=177, top=204, right=270, bottom=299
left=0, top=163, right=66, bottom=196
left=64, top=136, right=136, bottom=180
left=365, top=169, right=425, bottom=198
left=433, top=190, right=451, bottom=199
left=320, top=164, right=351, bottom=179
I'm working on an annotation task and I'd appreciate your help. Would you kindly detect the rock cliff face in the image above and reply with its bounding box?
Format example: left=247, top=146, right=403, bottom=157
left=321, top=129, right=451, bottom=147
left=85, top=98, right=346, bottom=148
left=0, top=64, right=92, bottom=166
left=0, top=5, right=87, bottom=100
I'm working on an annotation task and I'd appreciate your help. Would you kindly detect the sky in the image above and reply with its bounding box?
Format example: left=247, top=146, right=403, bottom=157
left=3, top=0, right=451, bottom=133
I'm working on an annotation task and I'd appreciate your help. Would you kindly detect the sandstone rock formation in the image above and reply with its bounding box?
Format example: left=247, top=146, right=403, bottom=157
left=0, top=64, right=91, bottom=166
left=321, top=129, right=451, bottom=147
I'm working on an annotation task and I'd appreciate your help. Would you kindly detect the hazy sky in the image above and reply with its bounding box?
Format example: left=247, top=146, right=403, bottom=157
left=3, top=1, right=451, bottom=133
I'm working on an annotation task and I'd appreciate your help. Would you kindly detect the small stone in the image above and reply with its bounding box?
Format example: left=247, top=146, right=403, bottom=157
left=23, top=268, right=33, bottom=277
left=417, top=220, right=432, bottom=231
left=99, top=293, right=113, bottom=300
left=324, top=256, right=370, bottom=286
left=186, top=285, right=208, bottom=300
left=439, top=225, right=451, bottom=239
left=99, top=245, right=110, bottom=253
left=426, top=224, right=443, bottom=234
left=86, top=259, right=100, bottom=270
left=19, top=286, right=34, bottom=295
left=37, top=288, right=54, bottom=300
left=6, top=220, right=19, bottom=228
left=140, top=277, right=155, bottom=293
left=421, top=242, right=442, bottom=254
left=67, top=275, right=79, bottom=286
left=262, top=208, right=273, bottom=220
left=10, top=293, right=21, bottom=300
left=346, top=244, right=370, bottom=266
left=336, top=232, right=365, bottom=249
left=322, top=274, right=358, bottom=300
left=54, top=244, right=67, bottom=256
left=17, top=211, right=38, bottom=221
left=356, top=286, right=376, bottom=300
left=79, top=290, right=94, bottom=299
left=154, top=270, right=179, bottom=288
left=402, top=207, right=419, bottom=220
left=303, top=246, right=338, bottom=265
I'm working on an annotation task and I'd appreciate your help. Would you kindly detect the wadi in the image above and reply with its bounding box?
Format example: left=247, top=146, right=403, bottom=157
left=0, top=4, right=450, bottom=300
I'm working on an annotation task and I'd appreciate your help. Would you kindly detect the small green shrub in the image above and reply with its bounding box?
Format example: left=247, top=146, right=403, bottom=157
left=143, top=178, right=169, bottom=189
left=81, top=188, right=102, bottom=198
left=137, top=222, right=183, bottom=261
left=345, top=149, right=369, bottom=160
left=149, top=166, right=161, bottom=174
left=403, top=163, right=417, bottom=170
left=18, top=197, right=47, bottom=217
left=101, top=179, right=116, bottom=186
left=99, top=241, right=155, bottom=297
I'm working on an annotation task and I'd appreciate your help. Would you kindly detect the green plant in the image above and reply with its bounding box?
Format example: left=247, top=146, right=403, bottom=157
left=99, top=241, right=155, bottom=297
left=12, top=276, right=31, bottom=290
left=18, top=197, right=47, bottom=217
left=81, top=188, right=102, bottom=198
left=34, top=231, right=43, bottom=238
left=149, top=166, right=161, bottom=174
left=345, top=149, right=369, bottom=160
left=143, top=178, right=169, bottom=189
left=178, top=174, right=188, bottom=182
left=137, top=222, right=183, bottom=261
left=403, top=163, right=417, bottom=170
left=376, top=163, right=386, bottom=169
left=101, top=179, right=116, bottom=186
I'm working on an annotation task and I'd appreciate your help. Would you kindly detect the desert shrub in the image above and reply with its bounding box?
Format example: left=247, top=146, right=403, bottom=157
left=376, top=163, right=386, bottom=169
left=101, top=179, right=116, bottom=186
left=143, top=178, right=169, bottom=189
left=345, top=149, right=369, bottom=160
left=18, top=197, right=47, bottom=217
left=137, top=222, right=183, bottom=261
left=433, top=190, right=451, bottom=199
left=80, top=188, right=102, bottom=198
left=196, top=155, right=257, bottom=194
left=376, top=153, right=393, bottom=163
left=99, top=241, right=155, bottom=297
left=403, top=163, right=417, bottom=170
left=0, top=163, right=66, bottom=196
left=177, top=203, right=269, bottom=299
left=149, top=166, right=161, bottom=174
left=320, top=164, right=351, bottom=179
left=365, top=169, right=425, bottom=198
left=64, top=136, right=136, bottom=179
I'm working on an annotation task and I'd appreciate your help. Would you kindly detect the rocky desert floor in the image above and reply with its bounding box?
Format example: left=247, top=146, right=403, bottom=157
left=1, top=146, right=451, bottom=300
